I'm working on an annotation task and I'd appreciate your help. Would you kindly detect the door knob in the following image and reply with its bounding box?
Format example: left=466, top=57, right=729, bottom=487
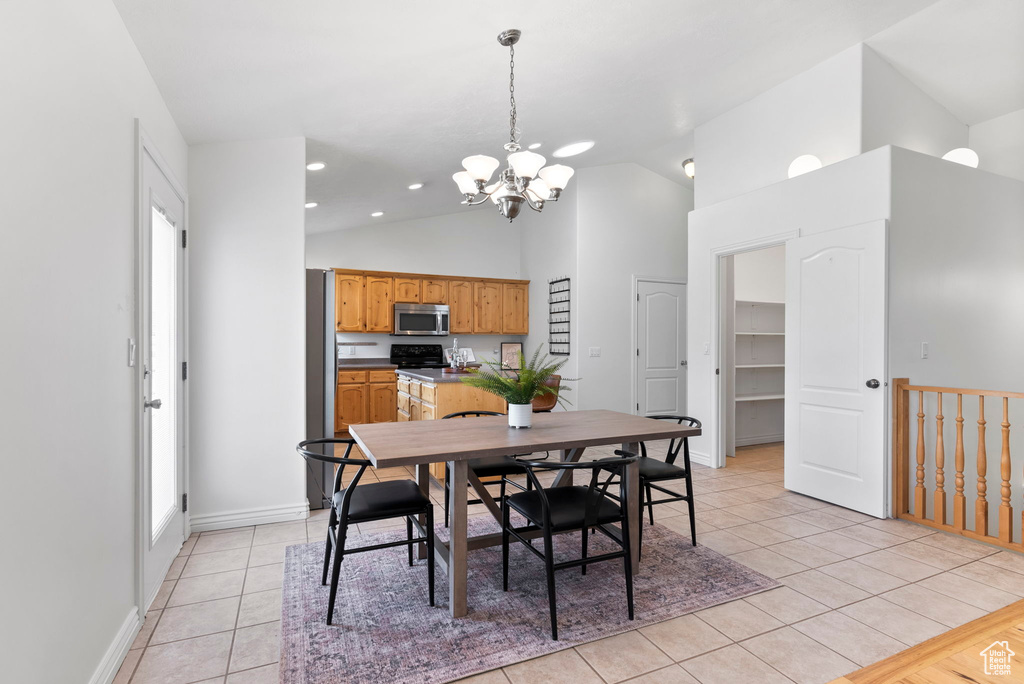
left=680, top=360, right=688, bottom=366
left=865, top=379, right=880, bottom=389
left=145, top=398, right=163, bottom=410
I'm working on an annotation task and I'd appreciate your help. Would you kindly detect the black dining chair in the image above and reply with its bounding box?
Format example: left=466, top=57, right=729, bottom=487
left=297, top=438, right=435, bottom=625
left=441, top=411, right=542, bottom=527
left=501, top=451, right=638, bottom=640
left=606, top=415, right=701, bottom=550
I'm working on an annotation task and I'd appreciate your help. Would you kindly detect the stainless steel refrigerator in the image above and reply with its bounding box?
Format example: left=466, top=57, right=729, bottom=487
left=305, top=269, right=337, bottom=509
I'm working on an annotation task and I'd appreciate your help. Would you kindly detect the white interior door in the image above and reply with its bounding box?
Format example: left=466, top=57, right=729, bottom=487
left=141, top=148, right=187, bottom=605
left=636, top=280, right=687, bottom=416
left=785, top=221, right=887, bottom=517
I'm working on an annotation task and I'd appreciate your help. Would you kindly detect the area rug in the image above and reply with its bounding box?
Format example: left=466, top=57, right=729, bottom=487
left=281, top=517, right=778, bottom=684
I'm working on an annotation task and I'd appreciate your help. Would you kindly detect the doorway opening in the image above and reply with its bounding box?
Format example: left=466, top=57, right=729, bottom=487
left=721, top=245, right=785, bottom=475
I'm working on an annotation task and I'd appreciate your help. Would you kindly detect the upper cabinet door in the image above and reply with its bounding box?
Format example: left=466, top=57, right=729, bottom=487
left=335, top=273, right=365, bottom=332
left=394, top=277, right=421, bottom=303
left=501, top=283, right=529, bottom=334
left=473, top=281, right=503, bottom=334
left=365, top=276, right=394, bottom=332
left=421, top=278, right=448, bottom=304
left=448, top=280, right=474, bottom=333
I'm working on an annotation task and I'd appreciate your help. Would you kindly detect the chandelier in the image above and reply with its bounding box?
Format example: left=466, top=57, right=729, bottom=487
left=452, top=29, right=574, bottom=222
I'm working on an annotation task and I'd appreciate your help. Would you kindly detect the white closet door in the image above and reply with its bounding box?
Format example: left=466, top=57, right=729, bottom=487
left=784, top=221, right=887, bottom=517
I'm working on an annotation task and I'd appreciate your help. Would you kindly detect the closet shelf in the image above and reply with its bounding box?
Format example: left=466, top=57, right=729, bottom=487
left=736, top=364, right=784, bottom=369
left=736, top=393, right=785, bottom=402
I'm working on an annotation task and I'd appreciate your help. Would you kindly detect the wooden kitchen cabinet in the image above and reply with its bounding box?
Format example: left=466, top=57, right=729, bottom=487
left=394, top=277, right=421, bottom=303
left=473, top=281, right=503, bottom=334
left=365, top=276, right=394, bottom=332
left=448, top=280, right=475, bottom=333
left=335, top=382, right=367, bottom=432
left=368, top=382, right=397, bottom=423
left=421, top=279, right=448, bottom=304
left=502, top=282, right=529, bottom=334
left=335, top=273, right=365, bottom=332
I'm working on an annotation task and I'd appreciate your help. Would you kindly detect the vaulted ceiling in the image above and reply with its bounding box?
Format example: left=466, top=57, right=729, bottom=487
left=113, top=0, right=1023, bottom=233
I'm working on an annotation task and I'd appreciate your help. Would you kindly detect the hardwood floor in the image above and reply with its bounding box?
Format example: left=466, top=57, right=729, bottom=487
left=830, top=598, right=1024, bottom=682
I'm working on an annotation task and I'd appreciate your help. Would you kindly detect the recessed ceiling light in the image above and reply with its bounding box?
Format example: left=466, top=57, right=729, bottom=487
left=528, top=143, right=542, bottom=150
left=408, top=183, right=424, bottom=190
left=552, top=140, right=595, bottom=158
left=787, top=155, right=822, bottom=178
left=306, top=162, right=326, bottom=171
left=305, top=202, right=318, bottom=209
left=371, top=211, right=384, bottom=217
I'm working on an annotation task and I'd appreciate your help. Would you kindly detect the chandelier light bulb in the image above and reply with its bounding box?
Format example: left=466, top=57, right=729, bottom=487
left=526, top=177, right=551, bottom=202
left=538, top=164, right=574, bottom=191
left=941, top=147, right=979, bottom=168
left=788, top=154, right=822, bottom=178
left=462, top=155, right=500, bottom=182
left=507, top=150, right=546, bottom=179
left=452, top=172, right=478, bottom=195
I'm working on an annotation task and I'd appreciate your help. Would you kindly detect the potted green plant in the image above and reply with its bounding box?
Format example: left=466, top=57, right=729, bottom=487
left=460, top=345, right=573, bottom=428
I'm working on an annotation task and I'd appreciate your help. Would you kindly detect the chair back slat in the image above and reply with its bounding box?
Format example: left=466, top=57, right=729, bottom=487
left=640, top=415, right=701, bottom=465
left=296, top=438, right=372, bottom=520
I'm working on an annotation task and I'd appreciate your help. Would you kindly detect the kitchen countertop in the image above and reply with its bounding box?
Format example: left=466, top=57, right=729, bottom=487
left=395, top=367, right=482, bottom=383
left=337, top=358, right=398, bottom=370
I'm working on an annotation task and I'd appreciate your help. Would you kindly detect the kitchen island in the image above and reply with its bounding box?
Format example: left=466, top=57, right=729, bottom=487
left=396, top=368, right=507, bottom=481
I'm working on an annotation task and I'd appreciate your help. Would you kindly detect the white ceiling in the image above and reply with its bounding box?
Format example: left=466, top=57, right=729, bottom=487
left=112, top=0, right=1020, bottom=234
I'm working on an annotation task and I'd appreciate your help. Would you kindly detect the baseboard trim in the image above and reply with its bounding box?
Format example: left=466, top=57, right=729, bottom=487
left=735, top=434, right=784, bottom=447
left=89, top=608, right=140, bottom=684
left=190, top=502, right=310, bottom=532
left=689, top=451, right=712, bottom=468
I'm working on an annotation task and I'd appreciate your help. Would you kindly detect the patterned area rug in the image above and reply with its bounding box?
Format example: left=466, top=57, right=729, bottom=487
left=281, top=517, right=778, bottom=684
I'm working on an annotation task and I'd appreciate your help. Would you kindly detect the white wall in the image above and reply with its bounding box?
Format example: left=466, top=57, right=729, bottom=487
left=687, top=147, right=893, bottom=465
left=693, top=45, right=863, bottom=209
left=520, top=186, right=579, bottom=406
left=889, top=147, right=1024, bottom=389
left=188, top=138, right=307, bottom=530
left=575, top=163, right=692, bottom=412
left=0, top=1, right=187, bottom=682
left=861, top=46, right=967, bottom=157
left=306, top=209, right=522, bottom=277
left=733, top=245, right=786, bottom=303
left=970, top=108, right=1024, bottom=183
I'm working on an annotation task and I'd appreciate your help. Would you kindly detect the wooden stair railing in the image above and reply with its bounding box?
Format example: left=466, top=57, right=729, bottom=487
left=893, top=379, right=1024, bottom=552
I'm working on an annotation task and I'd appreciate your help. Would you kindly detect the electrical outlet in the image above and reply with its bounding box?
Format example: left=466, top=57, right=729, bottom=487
left=921, top=342, right=929, bottom=360
left=589, top=347, right=601, bottom=357
left=341, top=346, right=355, bottom=356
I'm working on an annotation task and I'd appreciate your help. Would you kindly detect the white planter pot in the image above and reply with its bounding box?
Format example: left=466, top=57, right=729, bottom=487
left=508, top=403, right=533, bottom=429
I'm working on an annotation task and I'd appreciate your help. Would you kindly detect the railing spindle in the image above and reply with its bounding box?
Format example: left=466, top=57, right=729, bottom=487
left=934, top=392, right=946, bottom=525
left=999, top=397, right=1013, bottom=543
left=977, top=396, right=988, bottom=537
left=915, top=391, right=927, bottom=519
left=953, top=394, right=966, bottom=531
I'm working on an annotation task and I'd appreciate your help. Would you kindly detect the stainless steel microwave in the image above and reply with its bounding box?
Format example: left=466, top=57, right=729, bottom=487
left=393, top=303, right=450, bottom=336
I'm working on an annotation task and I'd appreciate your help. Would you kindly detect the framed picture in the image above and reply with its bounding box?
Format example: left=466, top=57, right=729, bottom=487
left=500, top=342, right=523, bottom=370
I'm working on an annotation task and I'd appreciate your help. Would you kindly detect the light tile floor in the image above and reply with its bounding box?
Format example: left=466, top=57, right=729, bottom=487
left=115, top=443, right=1024, bottom=684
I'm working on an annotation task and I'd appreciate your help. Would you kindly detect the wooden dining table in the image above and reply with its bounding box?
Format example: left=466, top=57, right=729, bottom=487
left=348, top=409, right=702, bottom=618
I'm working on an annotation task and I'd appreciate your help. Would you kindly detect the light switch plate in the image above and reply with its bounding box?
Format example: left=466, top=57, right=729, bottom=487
left=921, top=342, right=929, bottom=360
left=589, top=347, right=601, bottom=357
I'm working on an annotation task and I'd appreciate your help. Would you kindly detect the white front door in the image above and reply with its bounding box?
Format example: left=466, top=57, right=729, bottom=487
left=636, top=280, right=687, bottom=416
left=785, top=221, right=887, bottom=517
left=141, top=147, right=187, bottom=606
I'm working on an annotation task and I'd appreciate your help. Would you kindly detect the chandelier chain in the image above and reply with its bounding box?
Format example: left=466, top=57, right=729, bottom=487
left=508, top=44, right=517, bottom=144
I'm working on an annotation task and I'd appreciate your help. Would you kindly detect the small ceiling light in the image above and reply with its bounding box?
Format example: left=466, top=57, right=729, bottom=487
left=682, top=158, right=695, bottom=179
left=528, top=143, right=542, bottom=150
left=408, top=183, right=424, bottom=190
left=306, top=162, right=326, bottom=171
left=552, top=140, right=595, bottom=158
left=788, top=155, right=823, bottom=178
left=305, top=202, right=318, bottom=209
left=371, top=211, right=384, bottom=217
left=941, top=147, right=979, bottom=168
